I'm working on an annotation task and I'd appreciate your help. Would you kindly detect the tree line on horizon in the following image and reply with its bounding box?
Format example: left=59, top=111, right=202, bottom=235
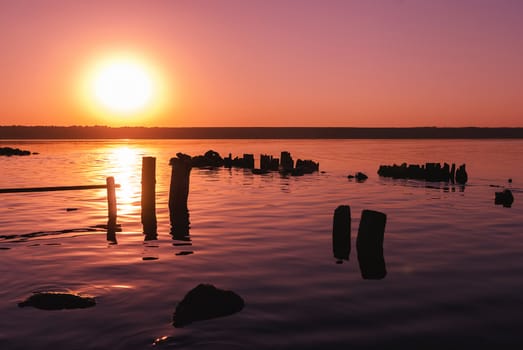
left=1, top=125, right=523, bottom=139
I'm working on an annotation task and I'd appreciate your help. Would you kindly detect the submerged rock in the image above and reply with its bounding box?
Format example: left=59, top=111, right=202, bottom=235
left=172, top=284, right=244, bottom=328
left=18, top=292, right=96, bottom=310
left=0, top=147, right=31, bottom=156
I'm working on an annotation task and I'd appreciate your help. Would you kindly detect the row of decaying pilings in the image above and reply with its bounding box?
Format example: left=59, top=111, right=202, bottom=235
left=191, top=149, right=319, bottom=175
left=332, top=205, right=387, bottom=280
left=378, top=162, right=468, bottom=184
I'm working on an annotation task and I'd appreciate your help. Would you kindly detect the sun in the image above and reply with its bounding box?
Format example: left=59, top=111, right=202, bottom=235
left=91, top=57, right=154, bottom=115
left=92, top=60, right=153, bottom=114
left=78, top=51, right=172, bottom=125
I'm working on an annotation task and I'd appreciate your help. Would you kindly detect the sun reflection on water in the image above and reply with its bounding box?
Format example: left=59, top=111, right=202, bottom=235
left=105, top=146, right=142, bottom=218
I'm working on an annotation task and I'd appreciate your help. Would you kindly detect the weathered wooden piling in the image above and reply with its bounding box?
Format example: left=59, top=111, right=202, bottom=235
left=356, top=210, right=387, bottom=279
left=450, top=163, right=456, bottom=183
left=332, top=205, right=351, bottom=262
left=106, top=176, right=117, bottom=226
left=141, top=156, right=157, bottom=237
left=455, top=164, right=468, bottom=184
left=280, top=151, right=294, bottom=172
left=243, top=154, right=255, bottom=169
left=106, top=176, right=118, bottom=244
left=169, top=153, right=192, bottom=235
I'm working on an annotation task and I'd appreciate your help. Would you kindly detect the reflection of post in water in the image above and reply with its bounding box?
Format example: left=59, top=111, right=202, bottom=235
left=169, top=153, right=192, bottom=241
left=332, top=205, right=350, bottom=263
left=141, top=156, right=157, bottom=239
left=356, top=210, right=387, bottom=280
left=106, top=176, right=118, bottom=244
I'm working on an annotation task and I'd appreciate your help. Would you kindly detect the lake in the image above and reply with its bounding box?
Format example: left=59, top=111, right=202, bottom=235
left=1, top=139, right=522, bottom=349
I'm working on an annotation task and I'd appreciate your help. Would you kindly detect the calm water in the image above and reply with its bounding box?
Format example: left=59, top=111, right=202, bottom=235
left=1, top=139, right=522, bottom=349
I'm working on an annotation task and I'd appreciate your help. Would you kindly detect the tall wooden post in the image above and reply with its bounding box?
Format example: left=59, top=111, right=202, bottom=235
left=356, top=210, right=387, bottom=279
left=332, top=205, right=351, bottom=262
left=169, top=153, right=192, bottom=239
left=141, top=157, right=157, bottom=238
left=106, top=176, right=117, bottom=244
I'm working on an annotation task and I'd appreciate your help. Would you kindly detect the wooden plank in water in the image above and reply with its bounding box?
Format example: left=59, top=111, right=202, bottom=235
left=0, top=184, right=120, bottom=194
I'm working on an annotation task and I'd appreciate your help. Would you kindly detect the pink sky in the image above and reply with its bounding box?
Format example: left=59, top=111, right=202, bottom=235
left=1, top=0, right=522, bottom=127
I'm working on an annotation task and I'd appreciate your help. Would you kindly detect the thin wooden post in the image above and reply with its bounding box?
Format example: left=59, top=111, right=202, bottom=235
left=141, top=157, right=157, bottom=238
left=356, top=210, right=387, bottom=279
left=169, top=153, right=192, bottom=239
left=332, top=205, right=351, bottom=262
left=106, top=176, right=118, bottom=244
left=106, top=177, right=117, bottom=225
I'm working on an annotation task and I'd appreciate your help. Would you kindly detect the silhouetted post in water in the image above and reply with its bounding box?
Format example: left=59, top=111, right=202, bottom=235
left=169, top=153, right=192, bottom=239
left=280, top=151, right=294, bottom=172
left=455, top=164, right=468, bottom=184
left=332, top=205, right=351, bottom=263
left=141, top=157, right=157, bottom=239
left=357, top=210, right=387, bottom=280
left=106, top=176, right=118, bottom=244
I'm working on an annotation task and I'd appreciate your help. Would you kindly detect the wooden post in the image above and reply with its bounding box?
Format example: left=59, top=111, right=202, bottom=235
left=106, top=176, right=118, bottom=244
left=332, top=205, right=351, bottom=262
left=169, top=153, right=192, bottom=239
left=106, top=177, right=117, bottom=225
left=356, top=210, right=387, bottom=279
left=141, top=157, right=157, bottom=238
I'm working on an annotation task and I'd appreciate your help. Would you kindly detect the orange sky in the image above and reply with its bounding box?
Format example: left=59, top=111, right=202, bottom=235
left=1, top=0, right=522, bottom=127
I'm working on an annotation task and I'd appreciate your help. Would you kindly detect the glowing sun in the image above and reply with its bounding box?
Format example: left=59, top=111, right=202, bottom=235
left=91, top=58, right=154, bottom=114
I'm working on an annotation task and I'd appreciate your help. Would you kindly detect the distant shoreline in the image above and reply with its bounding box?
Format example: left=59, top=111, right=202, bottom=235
left=1, top=126, right=523, bottom=139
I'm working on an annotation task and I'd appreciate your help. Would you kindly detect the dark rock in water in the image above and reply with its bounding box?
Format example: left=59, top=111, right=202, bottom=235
left=508, top=178, right=513, bottom=183
left=172, top=284, right=244, bottom=328
left=18, top=292, right=95, bottom=310
left=355, top=172, right=368, bottom=181
left=0, top=147, right=31, bottom=156
left=495, top=189, right=514, bottom=208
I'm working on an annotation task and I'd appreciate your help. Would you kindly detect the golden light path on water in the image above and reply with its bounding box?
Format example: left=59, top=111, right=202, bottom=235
left=105, top=146, right=142, bottom=220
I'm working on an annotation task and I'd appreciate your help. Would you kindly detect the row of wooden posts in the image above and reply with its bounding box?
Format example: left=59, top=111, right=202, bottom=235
left=107, top=155, right=193, bottom=240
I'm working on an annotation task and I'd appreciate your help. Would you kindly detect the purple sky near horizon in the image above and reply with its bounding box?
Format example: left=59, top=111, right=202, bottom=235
left=1, top=0, right=522, bottom=127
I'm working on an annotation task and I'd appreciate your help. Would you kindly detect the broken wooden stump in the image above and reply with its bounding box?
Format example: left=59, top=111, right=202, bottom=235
left=455, top=164, right=468, bottom=184
left=357, top=210, right=387, bottom=280
left=141, top=156, right=157, bottom=238
left=332, top=205, right=351, bottom=262
left=495, top=189, right=514, bottom=208
left=169, top=153, right=192, bottom=236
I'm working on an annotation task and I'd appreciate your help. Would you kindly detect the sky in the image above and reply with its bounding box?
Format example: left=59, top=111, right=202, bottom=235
left=1, top=0, right=522, bottom=127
